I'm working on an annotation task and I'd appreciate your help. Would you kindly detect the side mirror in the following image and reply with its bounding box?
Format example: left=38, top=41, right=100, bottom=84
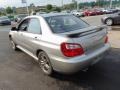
left=11, top=27, right=17, bottom=31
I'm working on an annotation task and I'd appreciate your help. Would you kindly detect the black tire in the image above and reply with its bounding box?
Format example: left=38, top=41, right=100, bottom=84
left=38, top=51, right=53, bottom=75
left=105, top=18, right=113, bottom=26
left=10, top=39, right=18, bottom=51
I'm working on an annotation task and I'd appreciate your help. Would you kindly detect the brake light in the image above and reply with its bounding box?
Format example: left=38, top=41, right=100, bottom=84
left=105, top=36, right=108, bottom=43
left=61, top=43, right=84, bottom=57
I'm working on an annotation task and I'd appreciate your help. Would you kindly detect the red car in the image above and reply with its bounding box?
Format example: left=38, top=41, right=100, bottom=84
left=94, top=9, right=104, bottom=15
left=84, top=10, right=96, bottom=16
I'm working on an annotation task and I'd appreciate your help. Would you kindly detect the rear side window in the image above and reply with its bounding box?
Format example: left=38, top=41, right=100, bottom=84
left=27, top=18, right=41, bottom=34
left=45, top=15, right=89, bottom=33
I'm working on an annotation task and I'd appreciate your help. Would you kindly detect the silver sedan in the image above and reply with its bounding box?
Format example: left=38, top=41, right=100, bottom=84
left=9, top=13, right=110, bottom=75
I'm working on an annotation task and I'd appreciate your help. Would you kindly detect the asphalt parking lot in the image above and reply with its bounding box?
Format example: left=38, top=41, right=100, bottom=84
left=0, top=15, right=120, bottom=90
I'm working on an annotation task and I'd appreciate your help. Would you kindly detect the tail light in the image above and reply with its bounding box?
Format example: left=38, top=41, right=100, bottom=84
left=105, top=36, right=108, bottom=43
left=61, top=43, right=84, bottom=57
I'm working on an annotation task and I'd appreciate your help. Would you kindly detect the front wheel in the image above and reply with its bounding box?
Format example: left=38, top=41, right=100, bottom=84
left=38, top=51, right=53, bottom=75
left=10, top=39, right=18, bottom=51
left=105, top=18, right=113, bottom=26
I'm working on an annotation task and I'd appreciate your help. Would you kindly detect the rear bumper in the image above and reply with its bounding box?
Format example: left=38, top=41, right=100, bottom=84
left=50, top=43, right=110, bottom=74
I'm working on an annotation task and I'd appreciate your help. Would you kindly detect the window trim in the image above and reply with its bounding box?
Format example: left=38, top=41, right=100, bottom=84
left=17, top=18, right=30, bottom=32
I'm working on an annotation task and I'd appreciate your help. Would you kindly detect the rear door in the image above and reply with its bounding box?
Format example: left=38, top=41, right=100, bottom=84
left=21, top=18, right=42, bottom=55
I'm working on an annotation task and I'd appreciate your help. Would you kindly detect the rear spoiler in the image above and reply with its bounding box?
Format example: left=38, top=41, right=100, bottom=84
left=67, top=25, right=108, bottom=38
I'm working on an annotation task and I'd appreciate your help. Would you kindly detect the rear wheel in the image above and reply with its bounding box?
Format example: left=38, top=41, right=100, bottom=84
left=38, top=51, right=53, bottom=75
left=105, top=18, right=113, bottom=26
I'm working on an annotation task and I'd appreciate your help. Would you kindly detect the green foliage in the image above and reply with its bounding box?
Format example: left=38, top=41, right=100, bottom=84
left=46, top=4, right=53, bottom=11
left=91, top=2, right=96, bottom=8
left=7, top=15, right=14, bottom=21
left=46, top=4, right=53, bottom=13
left=6, top=7, right=13, bottom=14
left=63, top=3, right=75, bottom=10
left=64, top=0, right=120, bottom=9
left=53, top=7, right=61, bottom=12
left=45, top=4, right=61, bottom=13
left=0, top=11, right=6, bottom=16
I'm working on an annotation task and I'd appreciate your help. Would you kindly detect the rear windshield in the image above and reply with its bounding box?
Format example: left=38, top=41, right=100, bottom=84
left=45, top=15, right=89, bottom=33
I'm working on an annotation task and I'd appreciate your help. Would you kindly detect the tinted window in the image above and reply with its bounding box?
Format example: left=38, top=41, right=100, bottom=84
left=18, top=19, right=29, bottom=31
left=27, top=18, right=41, bottom=34
left=45, top=15, right=89, bottom=33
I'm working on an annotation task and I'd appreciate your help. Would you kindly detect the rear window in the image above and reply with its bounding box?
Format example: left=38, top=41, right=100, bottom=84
left=45, top=15, right=89, bottom=33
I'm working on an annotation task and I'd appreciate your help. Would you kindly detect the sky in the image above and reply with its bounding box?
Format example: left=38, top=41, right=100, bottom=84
left=0, top=0, right=95, bottom=8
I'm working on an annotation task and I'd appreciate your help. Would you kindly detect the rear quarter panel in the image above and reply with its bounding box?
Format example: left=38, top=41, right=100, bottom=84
left=34, top=17, right=74, bottom=59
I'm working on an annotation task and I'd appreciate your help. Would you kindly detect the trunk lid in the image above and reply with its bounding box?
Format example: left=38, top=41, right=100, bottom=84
left=62, top=25, right=108, bottom=54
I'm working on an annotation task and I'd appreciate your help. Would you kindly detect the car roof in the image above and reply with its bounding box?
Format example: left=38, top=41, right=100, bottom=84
left=25, top=13, right=73, bottom=20
left=37, top=13, right=72, bottom=18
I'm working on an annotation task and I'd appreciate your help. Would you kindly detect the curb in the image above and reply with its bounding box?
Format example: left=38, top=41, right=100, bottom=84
left=112, top=26, right=120, bottom=31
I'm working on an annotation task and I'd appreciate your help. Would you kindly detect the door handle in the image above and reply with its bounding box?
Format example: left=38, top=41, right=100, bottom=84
left=34, top=37, right=39, bottom=40
left=34, top=36, right=40, bottom=40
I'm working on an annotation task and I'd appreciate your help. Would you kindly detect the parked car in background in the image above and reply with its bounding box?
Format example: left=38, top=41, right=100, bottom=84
left=0, top=16, right=11, bottom=25
left=71, top=10, right=84, bottom=17
left=36, top=12, right=47, bottom=15
left=7, top=15, right=14, bottom=21
left=110, top=9, right=119, bottom=13
left=84, top=10, right=96, bottom=16
left=102, top=8, right=119, bottom=14
left=61, top=10, right=71, bottom=13
left=11, top=14, right=28, bottom=29
left=9, top=13, right=110, bottom=75
left=94, top=9, right=104, bottom=15
left=101, top=8, right=112, bottom=14
left=50, top=11, right=59, bottom=13
left=101, top=12, right=120, bottom=26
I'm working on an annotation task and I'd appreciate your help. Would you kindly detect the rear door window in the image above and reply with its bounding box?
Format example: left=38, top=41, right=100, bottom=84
left=27, top=18, right=41, bottom=34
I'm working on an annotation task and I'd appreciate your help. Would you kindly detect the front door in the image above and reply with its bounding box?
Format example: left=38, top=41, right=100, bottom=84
left=15, top=19, right=30, bottom=47
left=21, top=18, right=42, bottom=55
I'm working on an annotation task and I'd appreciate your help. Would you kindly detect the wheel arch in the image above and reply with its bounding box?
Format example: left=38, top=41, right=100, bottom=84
left=9, top=35, right=12, bottom=40
left=36, top=49, right=44, bottom=57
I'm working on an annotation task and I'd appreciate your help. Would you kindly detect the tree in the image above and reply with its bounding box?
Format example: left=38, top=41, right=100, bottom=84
left=46, top=4, right=53, bottom=11
left=91, top=2, right=96, bottom=8
left=6, top=7, right=13, bottom=14
left=53, top=7, right=61, bottom=12
left=63, top=3, right=75, bottom=10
